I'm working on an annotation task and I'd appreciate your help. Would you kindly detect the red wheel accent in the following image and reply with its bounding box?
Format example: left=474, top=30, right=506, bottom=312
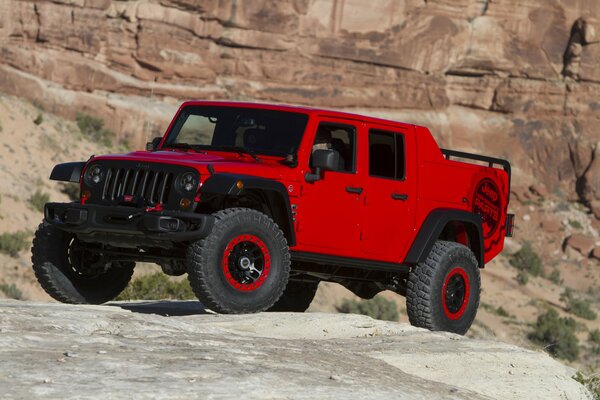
left=441, top=267, right=470, bottom=320
left=222, top=234, right=271, bottom=292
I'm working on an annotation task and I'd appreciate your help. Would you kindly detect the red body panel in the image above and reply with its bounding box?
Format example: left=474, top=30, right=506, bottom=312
left=94, top=101, right=510, bottom=266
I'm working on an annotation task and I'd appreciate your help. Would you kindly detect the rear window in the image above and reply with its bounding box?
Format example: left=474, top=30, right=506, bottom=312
left=368, top=130, right=405, bottom=180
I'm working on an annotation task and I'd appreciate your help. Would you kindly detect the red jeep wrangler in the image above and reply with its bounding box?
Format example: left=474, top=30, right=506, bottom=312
left=33, top=101, right=513, bottom=334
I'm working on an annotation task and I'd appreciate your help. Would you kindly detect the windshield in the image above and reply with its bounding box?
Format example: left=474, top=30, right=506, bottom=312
left=164, top=106, right=309, bottom=157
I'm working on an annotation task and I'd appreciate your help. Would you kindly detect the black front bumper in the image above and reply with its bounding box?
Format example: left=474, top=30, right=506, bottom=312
left=45, top=202, right=214, bottom=242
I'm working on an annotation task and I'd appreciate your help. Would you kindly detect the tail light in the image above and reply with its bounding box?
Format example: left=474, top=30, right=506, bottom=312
left=505, top=214, right=515, bottom=237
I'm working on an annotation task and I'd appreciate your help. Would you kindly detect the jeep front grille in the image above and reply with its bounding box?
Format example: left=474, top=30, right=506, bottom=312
left=102, top=168, right=174, bottom=205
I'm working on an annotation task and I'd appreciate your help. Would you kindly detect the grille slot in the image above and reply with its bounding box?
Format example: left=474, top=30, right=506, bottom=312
left=102, top=167, right=173, bottom=205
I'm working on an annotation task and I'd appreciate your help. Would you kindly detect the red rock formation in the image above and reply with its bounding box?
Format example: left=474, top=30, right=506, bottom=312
left=0, top=0, right=599, bottom=205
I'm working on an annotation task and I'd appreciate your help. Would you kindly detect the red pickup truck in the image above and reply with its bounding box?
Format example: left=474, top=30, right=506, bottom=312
left=33, top=101, right=513, bottom=334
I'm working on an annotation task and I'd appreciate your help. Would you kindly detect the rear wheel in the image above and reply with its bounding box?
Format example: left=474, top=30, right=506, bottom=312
left=187, top=208, right=290, bottom=313
left=268, top=279, right=319, bottom=312
left=31, top=223, right=135, bottom=304
left=406, top=240, right=480, bottom=335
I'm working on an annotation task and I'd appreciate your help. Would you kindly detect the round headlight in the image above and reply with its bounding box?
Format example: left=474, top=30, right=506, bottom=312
left=178, top=172, right=198, bottom=193
left=85, top=164, right=104, bottom=185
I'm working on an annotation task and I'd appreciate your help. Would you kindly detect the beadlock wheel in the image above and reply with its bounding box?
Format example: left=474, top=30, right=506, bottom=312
left=406, top=240, right=480, bottom=335
left=187, top=208, right=290, bottom=314
left=222, top=234, right=271, bottom=292
left=31, top=223, right=134, bottom=304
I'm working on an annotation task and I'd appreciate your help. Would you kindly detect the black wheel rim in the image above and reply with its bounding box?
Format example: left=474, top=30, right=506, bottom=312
left=445, top=274, right=466, bottom=314
left=222, top=234, right=271, bottom=291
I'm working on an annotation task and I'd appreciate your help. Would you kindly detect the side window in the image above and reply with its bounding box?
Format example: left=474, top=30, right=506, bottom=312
left=311, top=123, right=356, bottom=173
left=369, top=130, right=405, bottom=180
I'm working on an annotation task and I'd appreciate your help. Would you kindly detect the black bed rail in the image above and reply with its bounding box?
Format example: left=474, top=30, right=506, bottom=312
left=441, top=148, right=511, bottom=200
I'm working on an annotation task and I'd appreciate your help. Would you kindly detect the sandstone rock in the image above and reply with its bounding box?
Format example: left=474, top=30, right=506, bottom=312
left=0, top=300, right=590, bottom=399
left=511, top=186, right=534, bottom=203
left=591, top=201, right=600, bottom=220
left=502, top=237, right=522, bottom=255
left=592, top=218, right=600, bottom=232
left=564, top=234, right=595, bottom=255
left=540, top=219, right=561, bottom=234
left=0, top=0, right=598, bottom=208
left=530, top=184, right=549, bottom=198
left=580, top=144, right=600, bottom=203
left=592, top=247, right=600, bottom=261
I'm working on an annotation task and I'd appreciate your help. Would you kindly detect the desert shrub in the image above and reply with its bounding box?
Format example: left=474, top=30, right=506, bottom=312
left=509, top=241, right=543, bottom=277
left=76, top=112, right=115, bottom=147
left=590, top=329, right=600, bottom=355
left=549, top=269, right=562, bottom=285
left=529, top=308, right=579, bottom=362
left=116, top=273, right=195, bottom=301
left=0, top=283, right=23, bottom=300
left=481, top=303, right=510, bottom=317
left=0, top=231, right=30, bottom=257
left=573, top=372, right=600, bottom=399
left=515, top=270, right=529, bottom=286
left=337, top=296, right=399, bottom=321
left=59, top=182, right=79, bottom=201
left=28, top=189, right=49, bottom=212
left=33, top=113, right=43, bottom=125
left=561, top=288, right=597, bottom=321
left=568, top=219, right=583, bottom=230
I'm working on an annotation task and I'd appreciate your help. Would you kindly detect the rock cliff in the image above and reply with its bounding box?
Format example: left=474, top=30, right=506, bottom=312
left=0, top=300, right=591, bottom=399
left=1, top=0, right=600, bottom=205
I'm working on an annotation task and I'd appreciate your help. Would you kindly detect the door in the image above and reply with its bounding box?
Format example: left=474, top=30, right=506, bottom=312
left=360, top=126, right=416, bottom=261
left=296, top=120, right=363, bottom=258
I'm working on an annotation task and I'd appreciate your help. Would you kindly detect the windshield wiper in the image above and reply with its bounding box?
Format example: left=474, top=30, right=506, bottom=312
left=163, top=143, right=203, bottom=152
left=215, top=146, right=260, bottom=162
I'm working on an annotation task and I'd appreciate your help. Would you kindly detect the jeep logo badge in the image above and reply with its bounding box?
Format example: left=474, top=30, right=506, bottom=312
left=472, top=178, right=502, bottom=239
left=135, top=163, right=150, bottom=169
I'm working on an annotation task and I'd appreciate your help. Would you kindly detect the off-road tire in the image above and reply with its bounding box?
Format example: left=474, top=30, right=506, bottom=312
left=31, top=223, right=135, bottom=304
left=406, top=240, right=480, bottom=335
left=186, top=208, right=290, bottom=313
left=268, top=279, right=319, bottom=312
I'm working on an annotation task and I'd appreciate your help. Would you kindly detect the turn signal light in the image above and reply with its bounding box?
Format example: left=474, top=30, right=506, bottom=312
left=236, top=180, right=244, bottom=190
left=180, top=198, right=192, bottom=209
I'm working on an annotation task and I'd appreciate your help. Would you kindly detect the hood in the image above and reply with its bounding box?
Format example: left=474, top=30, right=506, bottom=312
left=91, top=150, right=286, bottom=180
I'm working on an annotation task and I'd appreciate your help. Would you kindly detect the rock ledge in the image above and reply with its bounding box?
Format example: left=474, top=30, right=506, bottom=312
left=0, top=301, right=590, bottom=399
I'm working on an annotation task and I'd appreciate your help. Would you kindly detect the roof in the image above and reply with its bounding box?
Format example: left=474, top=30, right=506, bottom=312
left=180, top=100, right=418, bottom=130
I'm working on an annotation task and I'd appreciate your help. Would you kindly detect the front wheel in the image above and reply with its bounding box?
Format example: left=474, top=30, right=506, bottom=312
left=406, top=240, right=480, bottom=335
left=31, top=223, right=135, bottom=304
left=186, top=208, right=290, bottom=313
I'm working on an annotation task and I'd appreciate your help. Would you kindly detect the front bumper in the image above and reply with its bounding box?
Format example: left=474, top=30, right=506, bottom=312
left=44, top=202, right=214, bottom=242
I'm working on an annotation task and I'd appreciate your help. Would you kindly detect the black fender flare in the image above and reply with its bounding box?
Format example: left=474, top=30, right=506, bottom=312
left=405, top=209, right=484, bottom=268
left=50, top=162, right=87, bottom=183
left=201, top=173, right=296, bottom=246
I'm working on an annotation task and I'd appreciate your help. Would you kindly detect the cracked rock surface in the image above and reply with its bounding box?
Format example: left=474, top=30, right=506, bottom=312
left=0, top=300, right=590, bottom=399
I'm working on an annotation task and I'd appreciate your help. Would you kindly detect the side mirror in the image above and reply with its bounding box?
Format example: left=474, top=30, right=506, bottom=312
left=146, top=137, right=162, bottom=151
left=305, top=149, right=339, bottom=182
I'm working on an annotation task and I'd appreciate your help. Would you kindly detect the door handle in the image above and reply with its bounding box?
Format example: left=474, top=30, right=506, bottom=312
left=391, top=193, right=408, bottom=201
left=346, top=186, right=363, bottom=194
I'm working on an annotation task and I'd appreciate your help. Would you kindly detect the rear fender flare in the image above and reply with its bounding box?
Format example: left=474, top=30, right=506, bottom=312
left=405, top=209, right=484, bottom=268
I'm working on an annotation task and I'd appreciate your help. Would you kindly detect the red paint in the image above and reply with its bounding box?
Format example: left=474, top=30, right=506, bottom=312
left=442, top=267, right=470, bottom=320
left=222, top=234, right=271, bottom=292
left=90, top=101, right=511, bottom=266
left=145, top=203, right=164, bottom=212
left=456, top=224, right=468, bottom=246
left=80, top=190, right=90, bottom=205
